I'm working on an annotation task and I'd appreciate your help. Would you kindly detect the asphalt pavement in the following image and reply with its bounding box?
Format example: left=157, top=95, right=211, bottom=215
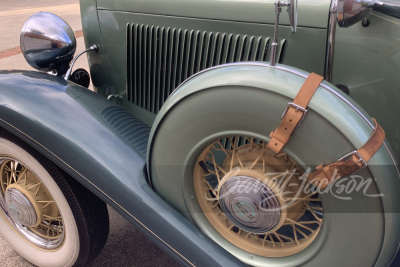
left=0, top=1, right=176, bottom=266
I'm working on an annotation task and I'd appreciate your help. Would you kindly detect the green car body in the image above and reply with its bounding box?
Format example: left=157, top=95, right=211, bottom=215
left=1, top=0, right=400, bottom=266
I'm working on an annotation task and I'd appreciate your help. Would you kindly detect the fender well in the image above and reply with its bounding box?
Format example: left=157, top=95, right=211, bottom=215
left=148, top=63, right=400, bottom=266
left=0, top=70, right=244, bottom=267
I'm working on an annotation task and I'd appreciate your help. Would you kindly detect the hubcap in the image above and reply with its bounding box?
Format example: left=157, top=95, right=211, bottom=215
left=219, top=176, right=283, bottom=234
left=5, top=187, right=37, bottom=227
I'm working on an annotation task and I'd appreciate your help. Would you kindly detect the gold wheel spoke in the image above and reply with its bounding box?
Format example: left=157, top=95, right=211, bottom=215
left=42, top=214, right=63, bottom=223
left=204, top=191, right=218, bottom=202
left=228, top=224, right=242, bottom=235
left=270, top=172, right=285, bottom=181
left=211, top=201, right=219, bottom=208
left=4, top=172, right=10, bottom=187
left=262, top=234, right=268, bottom=247
left=215, top=141, right=231, bottom=159
left=235, top=153, right=244, bottom=168
left=38, top=222, right=52, bottom=231
left=269, top=234, right=276, bottom=247
left=27, top=182, right=42, bottom=191
left=285, top=197, right=321, bottom=202
left=229, top=136, right=238, bottom=171
left=311, top=206, right=323, bottom=211
left=275, top=153, right=288, bottom=162
left=272, top=232, right=284, bottom=245
left=249, top=150, right=265, bottom=170
left=218, top=211, right=227, bottom=218
left=294, top=220, right=320, bottom=225
left=37, top=200, right=55, bottom=209
left=293, top=225, right=300, bottom=244
left=34, top=184, right=41, bottom=196
left=11, top=161, right=18, bottom=184
left=202, top=179, right=216, bottom=193
left=210, top=153, right=221, bottom=184
left=18, top=168, right=27, bottom=184
left=262, top=154, right=266, bottom=174
left=294, top=226, right=309, bottom=239
left=276, top=233, right=294, bottom=243
left=285, top=218, right=318, bottom=232
left=284, top=191, right=319, bottom=206
left=304, top=201, right=323, bottom=223
left=215, top=164, right=227, bottom=175
left=38, top=221, right=62, bottom=234
left=4, top=165, right=11, bottom=172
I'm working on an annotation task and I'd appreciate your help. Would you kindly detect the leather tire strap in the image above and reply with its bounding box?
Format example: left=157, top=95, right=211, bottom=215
left=308, top=118, right=385, bottom=189
left=267, top=73, right=324, bottom=154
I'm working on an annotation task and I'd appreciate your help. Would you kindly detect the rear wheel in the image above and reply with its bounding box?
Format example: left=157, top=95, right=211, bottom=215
left=0, top=133, right=109, bottom=267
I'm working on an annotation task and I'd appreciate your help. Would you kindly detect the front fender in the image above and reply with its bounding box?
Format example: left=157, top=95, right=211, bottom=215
left=148, top=63, right=400, bottom=266
left=0, top=70, right=244, bottom=267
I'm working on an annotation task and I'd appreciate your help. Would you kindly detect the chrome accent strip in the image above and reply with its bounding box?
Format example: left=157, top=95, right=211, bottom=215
left=325, top=0, right=338, bottom=82
left=65, top=44, right=98, bottom=81
left=173, top=61, right=400, bottom=178
left=270, top=1, right=284, bottom=66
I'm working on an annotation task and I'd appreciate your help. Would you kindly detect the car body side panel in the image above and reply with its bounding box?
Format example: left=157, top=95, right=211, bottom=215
left=0, top=70, right=245, bottom=267
left=80, top=0, right=105, bottom=92
left=96, top=0, right=331, bottom=29
left=95, top=10, right=328, bottom=125
left=332, top=11, right=400, bottom=158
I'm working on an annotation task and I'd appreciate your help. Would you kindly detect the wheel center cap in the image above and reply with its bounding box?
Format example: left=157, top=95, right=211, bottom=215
left=5, top=187, right=37, bottom=227
left=219, top=175, right=285, bottom=234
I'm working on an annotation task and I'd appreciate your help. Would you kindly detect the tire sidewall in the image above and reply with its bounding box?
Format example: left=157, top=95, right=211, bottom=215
left=0, top=137, right=80, bottom=267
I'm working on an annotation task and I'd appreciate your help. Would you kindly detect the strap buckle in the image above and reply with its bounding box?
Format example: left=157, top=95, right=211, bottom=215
left=338, top=150, right=368, bottom=168
left=281, top=102, right=308, bottom=127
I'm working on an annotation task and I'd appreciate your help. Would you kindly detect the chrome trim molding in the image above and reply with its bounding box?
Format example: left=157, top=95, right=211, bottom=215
left=65, top=44, right=98, bottom=81
left=324, top=0, right=338, bottom=82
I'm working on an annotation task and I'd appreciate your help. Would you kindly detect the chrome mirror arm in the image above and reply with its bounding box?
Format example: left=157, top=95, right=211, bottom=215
left=64, top=44, right=98, bottom=81
left=269, top=0, right=297, bottom=66
left=269, top=1, right=285, bottom=67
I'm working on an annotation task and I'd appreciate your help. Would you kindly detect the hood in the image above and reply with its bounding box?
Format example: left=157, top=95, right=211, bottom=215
left=96, top=0, right=331, bottom=29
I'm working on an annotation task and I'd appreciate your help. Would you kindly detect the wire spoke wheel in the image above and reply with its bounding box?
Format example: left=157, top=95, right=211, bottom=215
left=193, top=136, right=323, bottom=257
left=0, top=135, right=109, bottom=267
left=0, top=157, right=64, bottom=250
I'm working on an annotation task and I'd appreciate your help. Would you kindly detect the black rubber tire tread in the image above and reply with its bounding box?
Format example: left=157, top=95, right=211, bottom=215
left=0, top=128, right=109, bottom=266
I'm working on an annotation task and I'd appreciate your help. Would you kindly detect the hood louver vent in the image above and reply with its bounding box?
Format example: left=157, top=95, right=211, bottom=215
left=127, top=24, right=286, bottom=114
left=102, top=106, right=150, bottom=156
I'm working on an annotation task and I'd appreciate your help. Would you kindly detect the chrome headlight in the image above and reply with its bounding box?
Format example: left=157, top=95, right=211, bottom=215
left=337, top=0, right=374, bottom=27
left=20, top=12, right=76, bottom=75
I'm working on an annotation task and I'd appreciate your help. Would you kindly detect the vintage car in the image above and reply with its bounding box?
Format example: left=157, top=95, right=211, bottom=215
left=0, top=0, right=400, bottom=266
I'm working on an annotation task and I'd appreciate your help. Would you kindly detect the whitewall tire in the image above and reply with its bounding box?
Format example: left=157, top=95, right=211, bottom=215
left=0, top=132, right=109, bottom=266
